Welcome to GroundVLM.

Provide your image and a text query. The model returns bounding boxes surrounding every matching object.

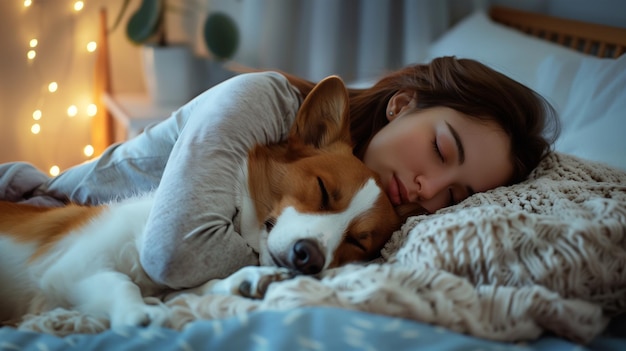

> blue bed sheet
[1,307,623,351]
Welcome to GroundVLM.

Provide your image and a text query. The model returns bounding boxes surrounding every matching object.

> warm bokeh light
[86,41,97,53]
[49,165,60,176]
[24,1,94,173]
[73,1,84,12]
[67,105,78,117]
[83,144,94,157]
[48,82,58,93]
[87,103,97,116]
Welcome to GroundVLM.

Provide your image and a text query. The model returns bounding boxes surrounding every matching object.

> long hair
[283,56,560,184]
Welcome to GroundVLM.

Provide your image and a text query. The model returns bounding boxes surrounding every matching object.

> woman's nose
[414,174,447,201]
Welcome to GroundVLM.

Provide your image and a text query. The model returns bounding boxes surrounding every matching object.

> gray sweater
[36,72,303,288]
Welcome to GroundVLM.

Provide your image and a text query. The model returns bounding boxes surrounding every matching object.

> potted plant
[111,0,239,105]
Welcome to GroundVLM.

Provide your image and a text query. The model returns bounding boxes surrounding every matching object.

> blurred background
[1,0,624,175]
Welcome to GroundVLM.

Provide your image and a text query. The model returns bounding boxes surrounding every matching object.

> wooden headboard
[489,5,626,58]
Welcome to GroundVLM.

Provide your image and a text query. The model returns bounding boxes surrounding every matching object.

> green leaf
[126,0,165,44]
[203,12,239,60]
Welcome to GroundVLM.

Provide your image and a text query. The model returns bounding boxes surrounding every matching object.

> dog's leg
[68,271,169,329]
[167,266,295,300]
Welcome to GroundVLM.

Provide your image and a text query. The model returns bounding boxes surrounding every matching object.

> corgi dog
[0,75,424,330]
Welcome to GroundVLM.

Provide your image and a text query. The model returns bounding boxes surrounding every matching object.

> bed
[3,5,626,351]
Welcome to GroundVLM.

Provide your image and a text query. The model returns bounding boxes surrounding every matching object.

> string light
[86,41,97,52]
[83,145,94,157]
[48,82,58,93]
[49,165,60,176]
[87,103,97,117]
[73,1,85,12]
[23,0,100,172]
[67,105,78,117]
[28,39,38,60]
[31,123,41,134]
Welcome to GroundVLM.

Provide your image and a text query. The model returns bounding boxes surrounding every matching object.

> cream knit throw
[18,152,626,343]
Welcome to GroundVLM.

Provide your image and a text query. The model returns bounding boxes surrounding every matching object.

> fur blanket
[17,152,626,343]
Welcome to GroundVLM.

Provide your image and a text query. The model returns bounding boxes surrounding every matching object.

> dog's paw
[212,266,295,299]
[110,304,169,330]
[237,267,295,299]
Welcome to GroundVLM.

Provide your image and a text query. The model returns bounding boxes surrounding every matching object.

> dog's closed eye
[264,217,276,232]
[317,176,329,210]
[345,232,369,252]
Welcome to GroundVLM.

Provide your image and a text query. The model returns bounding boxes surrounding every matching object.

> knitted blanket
[18,152,626,343]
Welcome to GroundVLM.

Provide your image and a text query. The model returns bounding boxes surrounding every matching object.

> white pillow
[537,54,626,171]
[426,11,587,88]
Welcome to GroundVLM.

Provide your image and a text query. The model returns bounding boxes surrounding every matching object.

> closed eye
[317,176,329,210]
[432,138,444,162]
[264,217,276,232]
[345,235,366,252]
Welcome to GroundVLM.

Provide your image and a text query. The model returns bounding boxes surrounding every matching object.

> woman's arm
[36,72,302,289]
[141,72,302,288]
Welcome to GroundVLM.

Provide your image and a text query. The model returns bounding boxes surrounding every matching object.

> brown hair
[284,56,560,185]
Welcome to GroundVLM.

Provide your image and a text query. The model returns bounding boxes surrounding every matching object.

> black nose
[290,239,325,275]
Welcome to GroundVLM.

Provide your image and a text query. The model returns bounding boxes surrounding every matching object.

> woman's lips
[388,174,401,206]
[395,175,409,204]
[389,173,409,206]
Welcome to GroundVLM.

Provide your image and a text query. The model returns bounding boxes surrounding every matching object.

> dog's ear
[289,75,351,149]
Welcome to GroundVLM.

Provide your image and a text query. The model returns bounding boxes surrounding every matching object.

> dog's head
[250,75,425,275]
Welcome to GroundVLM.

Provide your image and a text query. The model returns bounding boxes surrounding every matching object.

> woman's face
[363,92,513,213]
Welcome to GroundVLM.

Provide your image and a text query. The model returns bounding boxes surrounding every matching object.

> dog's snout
[290,239,325,275]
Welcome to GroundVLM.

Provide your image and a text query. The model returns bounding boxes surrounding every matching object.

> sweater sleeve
[140,72,302,288]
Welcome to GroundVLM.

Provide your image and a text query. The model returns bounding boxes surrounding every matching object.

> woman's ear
[387,90,416,121]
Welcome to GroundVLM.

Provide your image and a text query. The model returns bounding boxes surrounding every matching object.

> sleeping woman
[0,56,559,289]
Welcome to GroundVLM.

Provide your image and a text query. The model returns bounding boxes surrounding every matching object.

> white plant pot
[141,44,201,106]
